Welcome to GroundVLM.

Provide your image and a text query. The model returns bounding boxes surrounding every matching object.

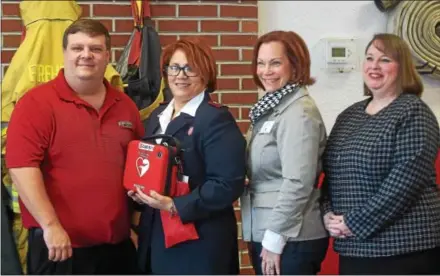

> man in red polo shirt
[5,19,143,274]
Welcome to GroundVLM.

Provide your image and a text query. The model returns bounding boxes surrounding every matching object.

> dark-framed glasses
[165,64,199,77]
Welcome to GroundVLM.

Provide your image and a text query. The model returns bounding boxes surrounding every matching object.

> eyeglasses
[164,65,199,77]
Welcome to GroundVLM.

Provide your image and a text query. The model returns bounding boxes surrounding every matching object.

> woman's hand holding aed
[128,187,174,213]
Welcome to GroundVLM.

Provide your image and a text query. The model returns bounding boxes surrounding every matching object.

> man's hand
[261,247,281,275]
[43,223,72,262]
[9,168,72,261]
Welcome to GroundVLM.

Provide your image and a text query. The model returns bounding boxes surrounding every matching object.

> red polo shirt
[5,70,144,247]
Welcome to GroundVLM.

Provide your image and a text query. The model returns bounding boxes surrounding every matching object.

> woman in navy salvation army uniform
[128,37,246,274]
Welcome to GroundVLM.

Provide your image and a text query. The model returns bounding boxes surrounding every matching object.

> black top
[322,93,440,257]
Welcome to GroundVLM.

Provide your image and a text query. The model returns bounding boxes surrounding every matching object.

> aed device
[123,135,181,196]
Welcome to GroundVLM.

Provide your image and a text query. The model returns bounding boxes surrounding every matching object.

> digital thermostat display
[324,37,357,71]
[332,47,346,58]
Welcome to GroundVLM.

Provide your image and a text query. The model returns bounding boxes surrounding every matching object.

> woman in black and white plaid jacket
[321,33,440,274]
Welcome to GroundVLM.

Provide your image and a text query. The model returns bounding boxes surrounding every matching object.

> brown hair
[363,33,423,97]
[251,30,315,90]
[161,37,217,92]
[63,19,111,50]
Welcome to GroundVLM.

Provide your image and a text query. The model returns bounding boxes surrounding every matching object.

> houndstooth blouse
[321,93,440,257]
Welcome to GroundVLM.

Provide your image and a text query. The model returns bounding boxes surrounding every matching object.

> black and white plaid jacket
[321,93,440,257]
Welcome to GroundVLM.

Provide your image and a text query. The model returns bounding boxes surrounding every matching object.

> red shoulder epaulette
[208,101,223,108]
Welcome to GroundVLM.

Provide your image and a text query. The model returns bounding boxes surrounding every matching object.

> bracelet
[169,201,177,217]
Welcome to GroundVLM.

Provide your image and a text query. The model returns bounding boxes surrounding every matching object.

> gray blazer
[241,87,328,242]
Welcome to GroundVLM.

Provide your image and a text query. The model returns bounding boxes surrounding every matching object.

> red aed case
[123,135,180,196]
[124,134,200,248]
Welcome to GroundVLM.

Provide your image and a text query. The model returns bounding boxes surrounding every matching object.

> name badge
[259,121,274,134]
[118,121,133,129]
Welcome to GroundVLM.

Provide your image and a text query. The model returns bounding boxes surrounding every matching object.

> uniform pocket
[250,191,278,239]
[251,206,273,239]
[251,191,278,208]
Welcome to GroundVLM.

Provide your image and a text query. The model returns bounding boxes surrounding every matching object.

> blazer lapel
[274,87,308,115]
[144,104,167,136]
[246,87,307,147]
[145,111,162,136]
[166,91,210,136]
[149,118,160,136]
[165,113,194,136]
[161,91,209,136]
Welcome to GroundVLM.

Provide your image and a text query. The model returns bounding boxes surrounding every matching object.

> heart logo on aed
[136,157,150,177]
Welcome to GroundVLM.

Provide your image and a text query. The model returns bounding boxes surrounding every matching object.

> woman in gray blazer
[240,30,329,275]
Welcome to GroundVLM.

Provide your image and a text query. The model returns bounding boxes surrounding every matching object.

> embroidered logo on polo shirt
[118,121,133,129]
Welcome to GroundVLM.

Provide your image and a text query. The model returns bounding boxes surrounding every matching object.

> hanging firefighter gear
[1,182,23,275]
[116,0,168,121]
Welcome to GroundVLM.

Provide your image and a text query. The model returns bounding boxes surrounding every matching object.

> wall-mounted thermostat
[324,37,358,72]
[328,46,348,63]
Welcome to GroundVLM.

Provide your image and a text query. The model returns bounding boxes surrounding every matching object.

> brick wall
[1,0,257,273]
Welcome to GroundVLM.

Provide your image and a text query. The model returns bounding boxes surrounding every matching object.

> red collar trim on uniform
[53,69,121,105]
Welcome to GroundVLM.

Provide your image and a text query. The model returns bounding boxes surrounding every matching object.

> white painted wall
[258,1,440,132]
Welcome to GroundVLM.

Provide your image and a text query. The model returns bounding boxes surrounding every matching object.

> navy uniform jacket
[137,92,246,274]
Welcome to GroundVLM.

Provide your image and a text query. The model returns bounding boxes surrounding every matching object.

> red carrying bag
[160,175,199,248]
[123,134,199,248]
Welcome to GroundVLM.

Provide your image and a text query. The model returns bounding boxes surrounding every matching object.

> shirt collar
[158,91,205,132]
[179,91,205,117]
[53,69,121,105]
[161,91,205,118]
[159,100,175,132]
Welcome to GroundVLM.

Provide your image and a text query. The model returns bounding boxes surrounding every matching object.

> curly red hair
[161,37,217,92]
